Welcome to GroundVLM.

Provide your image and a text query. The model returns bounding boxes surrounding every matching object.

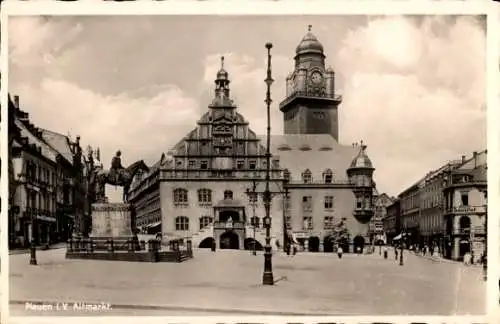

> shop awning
[36,215,57,222]
[144,221,161,229]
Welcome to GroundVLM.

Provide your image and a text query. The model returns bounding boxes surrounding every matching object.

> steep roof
[259,134,360,182]
[15,119,59,163]
[40,129,74,165]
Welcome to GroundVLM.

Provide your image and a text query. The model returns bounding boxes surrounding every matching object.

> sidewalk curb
[9,245,66,255]
[10,299,333,316]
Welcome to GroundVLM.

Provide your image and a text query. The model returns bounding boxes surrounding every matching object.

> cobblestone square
[10,248,485,316]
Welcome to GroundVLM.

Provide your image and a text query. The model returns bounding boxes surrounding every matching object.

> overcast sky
[8,15,486,197]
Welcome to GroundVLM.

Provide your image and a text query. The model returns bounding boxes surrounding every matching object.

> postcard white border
[1,1,498,324]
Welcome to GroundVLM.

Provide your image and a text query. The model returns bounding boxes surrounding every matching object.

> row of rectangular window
[173,189,336,211]
[183,160,259,170]
[171,215,340,232]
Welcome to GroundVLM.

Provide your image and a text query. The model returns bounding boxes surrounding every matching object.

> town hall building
[127,27,377,253]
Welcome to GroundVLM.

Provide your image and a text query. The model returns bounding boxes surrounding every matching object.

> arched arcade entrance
[199,237,214,249]
[244,238,263,251]
[220,231,239,250]
[353,236,365,254]
[309,236,320,252]
[323,236,334,253]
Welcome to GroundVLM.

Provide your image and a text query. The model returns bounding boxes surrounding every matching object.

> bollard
[107,240,114,253]
[29,240,37,265]
[127,239,134,253]
[384,250,388,259]
[68,238,74,252]
[76,237,82,252]
[211,240,216,252]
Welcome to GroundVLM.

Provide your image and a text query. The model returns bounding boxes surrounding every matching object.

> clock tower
[279,25,342,141]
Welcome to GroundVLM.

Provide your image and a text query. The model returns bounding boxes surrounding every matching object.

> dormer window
[323,169,333,183]
[302,169,312,183]
[224,190,233,200]
[283,169,291,182]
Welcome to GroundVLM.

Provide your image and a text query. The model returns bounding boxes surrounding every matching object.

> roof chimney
[461,155,466,163]
[13,95,19,108]
[473,151,478,168]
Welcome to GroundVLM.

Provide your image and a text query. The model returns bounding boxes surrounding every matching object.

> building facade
[395,151,486,261]
[384,198,400,245]
[369,193,393,245]
[128,27,377,253]
[442,151,487,262]
[8,94,90,248]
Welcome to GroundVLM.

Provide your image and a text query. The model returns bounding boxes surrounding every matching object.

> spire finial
[308,24,312,32]
[221,56,224,69]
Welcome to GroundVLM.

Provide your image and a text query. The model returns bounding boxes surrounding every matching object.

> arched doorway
[339,237,350,253]
[309,236,320,252]
[323,236,334,252]
[458,216,471,259]
[244,238,263,251]
[353,236,365,254]
[219,210,240,222]
[220,231,239,249]
[199,237,214,249]
[459,239,471,258]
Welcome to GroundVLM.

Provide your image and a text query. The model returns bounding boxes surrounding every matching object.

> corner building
[128,28,376,252]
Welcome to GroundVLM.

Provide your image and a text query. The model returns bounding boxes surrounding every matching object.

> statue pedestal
[90,202,136,250]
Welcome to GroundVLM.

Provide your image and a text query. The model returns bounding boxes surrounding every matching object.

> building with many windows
[384,198,401,245]
[395,150,486,261]
[442,150,487,262]
[128,27,377,253]
[369,193,393,245]
[8,94,90,248]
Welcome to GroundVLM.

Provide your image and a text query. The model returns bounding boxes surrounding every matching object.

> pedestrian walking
[337,246,343,259]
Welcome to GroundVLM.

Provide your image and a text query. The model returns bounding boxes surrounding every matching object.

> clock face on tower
[310,71,323,85]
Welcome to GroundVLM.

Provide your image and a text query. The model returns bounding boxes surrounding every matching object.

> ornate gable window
[198,189,212,204]
[302,169,312,183]
[224,190,233,200]
[175,216,189,231]
[199,216,213,230]
[323,169,333,183]
[173,188,188,205]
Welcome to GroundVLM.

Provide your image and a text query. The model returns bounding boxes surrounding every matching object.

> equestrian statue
[91,150,149,203]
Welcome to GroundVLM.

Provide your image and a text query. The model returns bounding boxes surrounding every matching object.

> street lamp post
[262,42,274,286]
[245,180,258,256]
[29,209,37,265]
[399,231,404,266]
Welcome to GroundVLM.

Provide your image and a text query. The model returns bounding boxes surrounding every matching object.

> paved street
[9,248,485,316]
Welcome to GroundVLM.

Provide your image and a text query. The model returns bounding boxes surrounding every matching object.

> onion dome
[216,56,229,80]
[296,25,324,55]
[349,141,374,169]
